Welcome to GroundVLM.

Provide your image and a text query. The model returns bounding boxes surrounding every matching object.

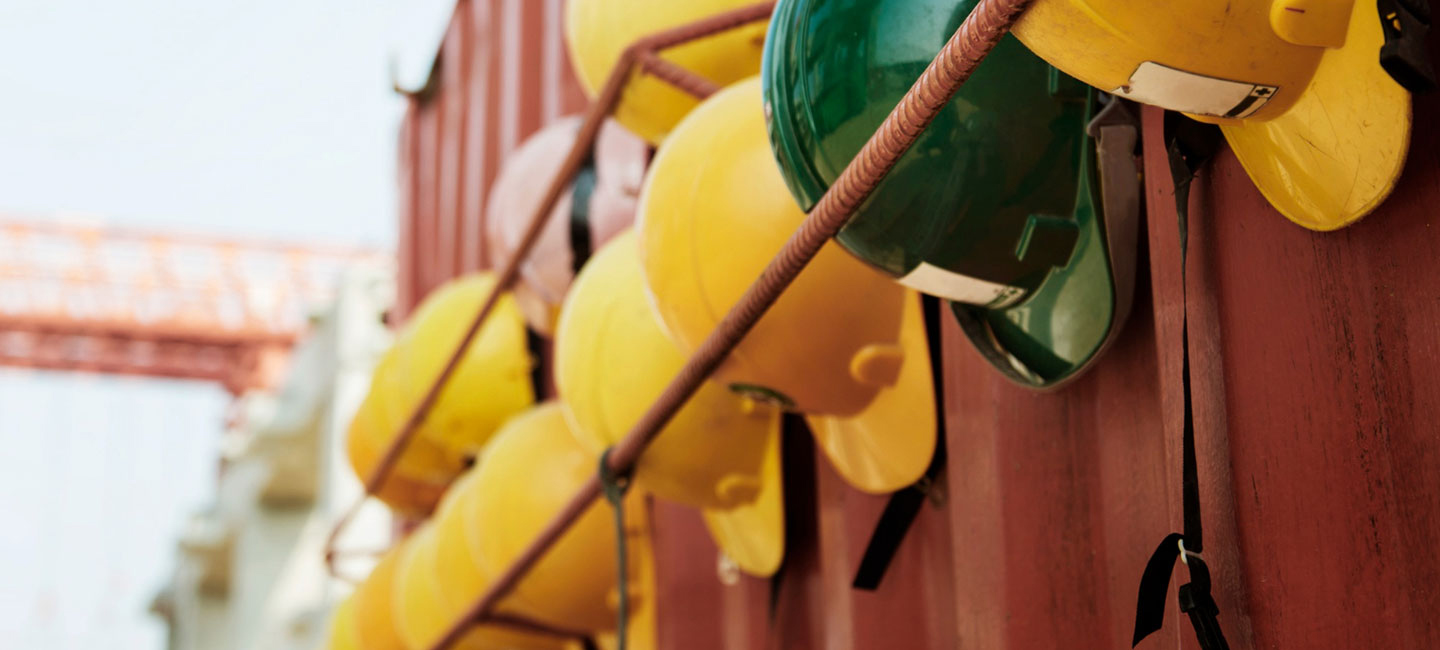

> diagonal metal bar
[429,0,1035,648]
[323,1,778,582]
[637,51,722,99]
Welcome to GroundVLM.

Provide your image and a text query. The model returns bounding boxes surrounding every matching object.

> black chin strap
[851,295,948,591]
[524,326,548,399]
[1131,115,1229,650]
[520,161,599,403]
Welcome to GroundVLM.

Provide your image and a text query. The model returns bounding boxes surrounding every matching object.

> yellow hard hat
[344,381,449,517]
[428,471,489,621]
[564,0,768,144]
[554,229,785,577]
[429,471,574,650]
[393,525,451,650]
[638,76,936,494]
[1218,0,1412,230]
[393,522,566,650]
[352,542,408,650]
[464,403,651,639]
[325,595,361,650]
[485,118,646,335]
[388,272,536,469]
[1012,0,1411,229]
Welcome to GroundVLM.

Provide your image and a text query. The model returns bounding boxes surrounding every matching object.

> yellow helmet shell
[698,429,785,577]
[325,595,361,650]
[392,522,562,650]
[554,230,785,576]
[556,229,777,510]
[464,403,635,633]
[428,471,489,618]
[1013,0,1348,123]
[352,543,408,650]
[640,76,905,418]
[433,473,570,650]
[638,77,937,493]
[1218,0,1411,230]
[1013,0,1411,229]
[390,273,536,469]
[393,525,452,650]
[564,0,767,144]
[344,387,448,517]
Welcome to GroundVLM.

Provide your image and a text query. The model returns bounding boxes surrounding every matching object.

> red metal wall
[396,0,587,319]
[397,5,1440,647]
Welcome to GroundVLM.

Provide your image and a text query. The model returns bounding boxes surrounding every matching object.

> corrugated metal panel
[395,0,586,319]
[1149,96,1440,647]
[395,7,1440,648]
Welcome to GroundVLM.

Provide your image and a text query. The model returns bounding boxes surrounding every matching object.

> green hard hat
[761,0,1141,388]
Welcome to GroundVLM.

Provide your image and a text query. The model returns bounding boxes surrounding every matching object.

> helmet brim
[326,596,360,650]
[804,291,937,494]
[1221,0,1412,231]
[701,422,785,577]
[951,98,1142,390]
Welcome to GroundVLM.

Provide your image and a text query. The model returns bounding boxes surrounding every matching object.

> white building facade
[152,264,397,650]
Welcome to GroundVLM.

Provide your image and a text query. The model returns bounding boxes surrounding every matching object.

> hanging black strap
[524,326,548,399]
[1131,114,1229,650]
[1168,117,1208,559]
[519,161,598,402]
[1378,0,1437,92]
[598,448,633,650]
[569,163,599,274]
[851,295,948,591]
[768,412,815,623]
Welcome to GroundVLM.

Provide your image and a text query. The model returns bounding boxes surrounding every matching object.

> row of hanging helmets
[327,0,1426,647]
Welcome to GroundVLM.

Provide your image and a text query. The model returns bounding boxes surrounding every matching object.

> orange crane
[0,216,385,394]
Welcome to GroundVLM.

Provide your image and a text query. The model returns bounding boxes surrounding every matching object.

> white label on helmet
[898,262,1025,308]
[1111,62,1277,119]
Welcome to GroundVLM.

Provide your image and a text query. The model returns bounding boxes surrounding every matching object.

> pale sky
[0,0,411,245]
[0,370,226,650]
[0,1,440,647]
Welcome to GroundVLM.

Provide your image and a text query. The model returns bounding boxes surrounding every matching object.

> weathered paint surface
[398,5,1440,647]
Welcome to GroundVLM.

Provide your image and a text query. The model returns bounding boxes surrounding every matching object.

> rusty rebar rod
[322,492,372,583]
[485,614,597,641]
[630,2,775,52]
[321,18,631,580]
[322,1,777,583]
[638,51,722,99]
[428,0,1033,648]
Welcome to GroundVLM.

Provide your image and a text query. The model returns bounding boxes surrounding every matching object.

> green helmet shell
[761,0,1140,388]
